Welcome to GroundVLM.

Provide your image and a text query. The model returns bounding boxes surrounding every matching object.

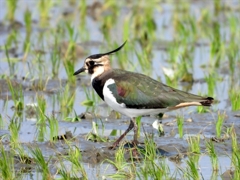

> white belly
[102,79,168,118]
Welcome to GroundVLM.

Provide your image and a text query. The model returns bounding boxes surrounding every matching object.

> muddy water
[0,0,240,179]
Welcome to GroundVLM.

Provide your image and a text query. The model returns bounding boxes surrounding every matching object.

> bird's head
[73,41,127,79]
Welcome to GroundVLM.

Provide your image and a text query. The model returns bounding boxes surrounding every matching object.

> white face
[84,55,111,81]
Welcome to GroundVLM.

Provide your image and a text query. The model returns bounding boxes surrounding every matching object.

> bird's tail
[200,97,214,106]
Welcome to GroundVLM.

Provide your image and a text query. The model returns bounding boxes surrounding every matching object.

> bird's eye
[87,60,95,66]
[89,61,95,66]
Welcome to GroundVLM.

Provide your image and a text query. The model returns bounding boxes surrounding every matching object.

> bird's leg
[132,117,139,146]
[109,120,134,149]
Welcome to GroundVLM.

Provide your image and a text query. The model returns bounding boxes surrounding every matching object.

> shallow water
[0,0,240,179]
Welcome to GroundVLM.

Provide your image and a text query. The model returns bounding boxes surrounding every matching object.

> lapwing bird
[73,41,214,149]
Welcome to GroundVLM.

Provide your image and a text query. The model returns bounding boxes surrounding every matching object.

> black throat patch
[92,70,113,101]
[92,76,105,100]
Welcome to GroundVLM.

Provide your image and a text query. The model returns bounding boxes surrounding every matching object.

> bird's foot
[108,140,120,150]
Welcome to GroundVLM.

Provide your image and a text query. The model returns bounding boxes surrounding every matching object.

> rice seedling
[23,8,32,52]
[176,115,184,138]
[105,144,136,179]
[6,0,17,22]
[187,135,200,154]
[5,45,16,76]
[230,126,239,177]
[24,8,32,35]
[229,86,240,111]
[81,87,96,107]
[210,21,224,68]
[46,115,59,142]
[36,94,46,123]
[8,117,21,148]
[180,156,200,180]
[197,105,208,114]
[7,78,24,113]
[78,0,89,41]
[226,40,238,76]
[65,145,87,179]
[14,146,33,165]
[79,0,87,20]
[38,0,52,26]
[141,133,157,161]
[0,145,14,179]
[58,163,80,180]
[50,36,61,77]
[187,135,201,172]
[5,24,20,49]
[135,48,152,76]
[29,146,52,179]
[215,111,225,138]
[100,1,119,41]
[62,23,79,84]
[105,145,127,171]
[0,115,4,129]
[86,121,108,142]
[232,151,240,179]
[205,72,217,97]
[57,84,75,118]
[131,1,156,52]
[231,126,238,151]
[138,157,170,179]
[206,140,218,171]
[136,116,141,140]
[114,42,131,70]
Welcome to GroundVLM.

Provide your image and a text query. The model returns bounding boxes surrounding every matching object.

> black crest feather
[87,41,127,59]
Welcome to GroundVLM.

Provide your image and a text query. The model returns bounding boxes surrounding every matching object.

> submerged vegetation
[0,0,240,179]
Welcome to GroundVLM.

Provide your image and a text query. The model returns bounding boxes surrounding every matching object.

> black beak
[73,67,86,75]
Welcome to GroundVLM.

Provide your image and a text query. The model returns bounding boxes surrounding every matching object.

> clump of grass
[100,1,119,41]
[210,21,224,68]
[7,78,24,113]
[105,145,127,171]
[50,35,61,77]
[181,156,200,180]
[131,1,156,53]
[64,146,87,179]
[46,115,59,142]
[138,156,170,179]
[36,94,46,123]
[8,117,21,148]
[206,140,218,171]
[215,111,225,138]
[6,0,17,22]
[187,135,200,154]
[5,45,17,76]
[105,143,136,179]
[187,135,201,171]
[57,84,75,118]
[136,116,141,140]
[81,87,96,107]
[229,86,240,111]
[36,95,47,142]
[86,121,108,142]
[226,40,238,76]
[205,72,217,97]
[230,126,240,178]
[135,48,152,76]
[23,9,32,52]
[230,126,238,153]
[0,145,14,179]
[38,0,52,26]
[137,134,171,179]
[29,146,52,179]
[176,115,184,138]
